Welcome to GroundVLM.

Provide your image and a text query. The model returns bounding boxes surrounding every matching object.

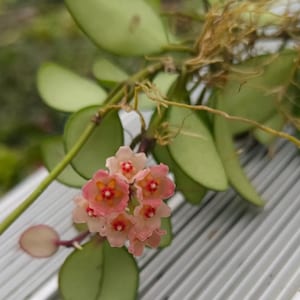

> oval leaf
[214,95,264,206]
[59,241,138,300]
[37,62,107,112]
[64,106,124,179]
[167,107,228,191]
[65,0,168,56]
[41,136,86,187]
[98,242,139,300]
[222,51,297,134]
[59,241,104,300]
[152,144,206,205]
[92,58,128,88]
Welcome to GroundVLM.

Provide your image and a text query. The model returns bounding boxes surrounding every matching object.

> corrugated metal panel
[1,118,300,299]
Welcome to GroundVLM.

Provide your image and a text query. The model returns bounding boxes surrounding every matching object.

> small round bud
[19,225,59,258]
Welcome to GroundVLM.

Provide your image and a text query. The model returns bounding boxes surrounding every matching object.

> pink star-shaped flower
[131,202,171,241]
[72,195,105,233]
[82,170,129,216]
[102,212,134,247]
[106,146,147,183]
[134,164,175,205]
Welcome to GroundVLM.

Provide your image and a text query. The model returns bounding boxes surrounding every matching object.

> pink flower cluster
[73,146,175,256]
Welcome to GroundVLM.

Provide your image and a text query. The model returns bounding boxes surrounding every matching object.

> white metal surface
[0,114,300,299]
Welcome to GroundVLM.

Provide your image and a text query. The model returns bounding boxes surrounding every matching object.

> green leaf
[214,95,264,206]
[41,136,86,188]
[167,107,228,191]
[59,241,104,300]
[92,58,128,88]
[152,144,206,205]
[37,62,107,112]
[253,113,285,145]
[99,242,139,300]
[222,51,297,134]
[160,217,172,248]
[65,0,168,56]
[138,72,178,110]
[145,0,161,13]
[59,241,139,300]
[64,107,123,179]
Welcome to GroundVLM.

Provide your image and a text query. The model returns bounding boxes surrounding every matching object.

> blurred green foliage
[0,0,99,194]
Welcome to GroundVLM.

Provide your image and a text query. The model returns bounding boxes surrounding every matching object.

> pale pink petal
[72,205,89,223]
[104,212,134,247]
[106,146,147,183]
[19,225,59,258]
[87,217,105,233]
[128,228,166,256]
[72,196,89,223]
[151,163,169,177]
[106,232,127,247]
[157,202,171,218]
[82,179,98,201]
[146,229,166,248]
[128,237,145,256]
[72,195,105,233]
[93,169,110,182]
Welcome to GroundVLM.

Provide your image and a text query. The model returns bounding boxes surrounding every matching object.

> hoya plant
[1,0,300,299]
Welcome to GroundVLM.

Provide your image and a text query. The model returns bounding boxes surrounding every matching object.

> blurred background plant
[0,0,100,193]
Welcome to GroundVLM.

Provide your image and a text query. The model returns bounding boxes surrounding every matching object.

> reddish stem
[56,230,90,248]
[138,136,156,154]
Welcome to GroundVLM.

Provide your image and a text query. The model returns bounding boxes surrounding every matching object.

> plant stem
[56,230,90,248]
[0,62,163,235]
[162,44,195,54]
[0,123,96,234]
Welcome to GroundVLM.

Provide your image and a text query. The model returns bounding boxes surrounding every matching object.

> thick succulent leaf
[160,217,172,248]
[167,107,228,191]
[59,241,104,300]
[214,95,264,206]
[64,106,123,179]
[253,113,285,145]
[152,144,206,204]
[98,242,139,300]
[222,51,297,134]
[92,58,128,88]
[138,72,178,110]
[65,0,168,56]
[41,136,86,187]
[59,241,138,300]
[145,0,161,12]
[37,62,107,112]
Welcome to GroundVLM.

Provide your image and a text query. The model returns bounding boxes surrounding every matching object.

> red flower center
[86,207,97,217]
[121,161,134,174]
[112,220,126,232]
[101,187,115,200]
[143,206,156,218]
[95,179,119,206]
[146,179,158,193]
